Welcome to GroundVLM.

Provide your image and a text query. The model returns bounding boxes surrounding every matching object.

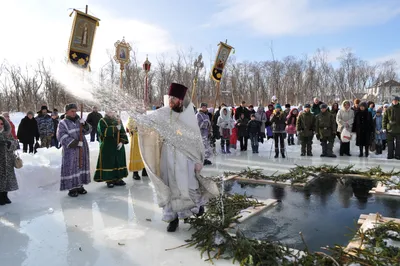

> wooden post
[211,82,221,122]
[79,104,83,168]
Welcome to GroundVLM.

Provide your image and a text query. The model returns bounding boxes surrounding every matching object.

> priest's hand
[116,125,121,130]
[77,141,83,147]
[80,118,86,125]
[117,142,123,150]
[195,163,203,173]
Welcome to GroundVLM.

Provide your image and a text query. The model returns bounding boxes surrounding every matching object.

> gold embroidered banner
[211,42,234,82]
[68,10,100,69]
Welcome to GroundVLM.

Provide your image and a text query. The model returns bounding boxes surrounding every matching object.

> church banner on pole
[68,10,100,69]
[211,41,234,82]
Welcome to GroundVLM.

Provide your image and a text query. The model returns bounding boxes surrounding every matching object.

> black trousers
[273,133,285,150]
[90,130,99,142]
[387,133,400,158]
[23,143,34,153]
[239,136,248,150]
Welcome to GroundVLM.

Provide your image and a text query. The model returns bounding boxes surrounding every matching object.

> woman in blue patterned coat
[57,104,91,197]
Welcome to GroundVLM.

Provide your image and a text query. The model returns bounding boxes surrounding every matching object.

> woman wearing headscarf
[255,105,267,143]
[336,100,354,156]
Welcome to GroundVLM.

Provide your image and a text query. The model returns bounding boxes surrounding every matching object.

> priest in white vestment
[138,83,218,232]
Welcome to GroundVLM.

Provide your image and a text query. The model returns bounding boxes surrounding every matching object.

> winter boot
[344,142,351,156]
[142,168,148,177]
[281,149,286,159]
[339,143,344,156]
[167,218,179,232]
[382,140,387,150]
[77,187,87,195]
[376,144,382,155]
[0,192,6,206]
[320,142,327,157]
[291,139,295,145]
[4,192,11,204]
[327,142,337,158]
[359,146,364,157]
[114,179,126,186]
[288,140,291,146]
[365,146,369,157]
[274,149,279,158]
[221,143,226,154]
[68,189,79,197]
[133,171,141,180]
[307,143,313,156]
[300,144,306,156]
[226,141,231,154]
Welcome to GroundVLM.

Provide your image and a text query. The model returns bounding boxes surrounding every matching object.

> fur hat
[27,111,34,116]
[304,104,311,108]
[321,104,328,109]
[392,95,400,101]
[201,102,208,108]
[65,103,78,112]
[168,83,188,101]
[285,104,291,108]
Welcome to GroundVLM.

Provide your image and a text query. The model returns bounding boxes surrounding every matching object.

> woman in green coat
[94,111,129,188]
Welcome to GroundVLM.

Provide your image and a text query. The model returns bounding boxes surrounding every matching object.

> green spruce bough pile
[226,164,400,189]
[182,195,400,265]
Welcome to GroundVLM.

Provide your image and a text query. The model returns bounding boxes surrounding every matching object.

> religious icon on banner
[68,10,100,69]
[211,42,234,82]
[114,38,132,66]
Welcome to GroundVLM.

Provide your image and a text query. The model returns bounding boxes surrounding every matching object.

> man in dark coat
[296,104,315,156]
[236,113,249,151]
[352,102,374,157]
[17,111,39,153]
[235,101,250,120]
[311,97,324,116]
[86,106,103,142]
[51,111,60,148]
[383,96,400,159]
[315,104,337,157]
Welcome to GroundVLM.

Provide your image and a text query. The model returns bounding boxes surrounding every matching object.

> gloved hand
[80,118,85,124]
[117,142,123,150]
[382,129,387,133]
[195,163,203,173]
[116,124,121,130]
[316,134,320,140]
[78,141,83,147]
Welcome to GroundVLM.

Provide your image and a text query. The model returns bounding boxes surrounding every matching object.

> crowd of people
[1,87,400,233]
[195,96,400,162]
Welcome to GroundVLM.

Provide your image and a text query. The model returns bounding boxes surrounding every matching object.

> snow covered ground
[1,112,400,266]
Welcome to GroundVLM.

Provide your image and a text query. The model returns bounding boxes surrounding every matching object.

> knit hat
[376,108,382,114]
[27,111,34,116]
[392,95,400,101]
[383,104,389,108]
[321,104,328,109]
[360,102,368,108]
[38,105,49,113]
[168,83,188,101]
[65,103,78,112]
[304,104,311,108]
[201,102,208,107]
[354,98,361,105]
[275,103,282,109]
[285,104,291,108]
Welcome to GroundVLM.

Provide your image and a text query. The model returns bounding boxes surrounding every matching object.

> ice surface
[2,113,400,266]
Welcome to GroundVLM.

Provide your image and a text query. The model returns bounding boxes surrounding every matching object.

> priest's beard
[171,102,183,113]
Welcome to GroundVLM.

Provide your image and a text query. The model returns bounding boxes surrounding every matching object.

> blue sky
[1,0,400,69]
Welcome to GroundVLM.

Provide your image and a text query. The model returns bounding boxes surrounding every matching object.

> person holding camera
[270,104,287,158]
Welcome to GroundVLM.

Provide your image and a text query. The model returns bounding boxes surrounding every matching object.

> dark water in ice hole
[227,177,400,252]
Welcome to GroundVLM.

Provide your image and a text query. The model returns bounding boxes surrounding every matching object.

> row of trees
[1,48,398,112]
